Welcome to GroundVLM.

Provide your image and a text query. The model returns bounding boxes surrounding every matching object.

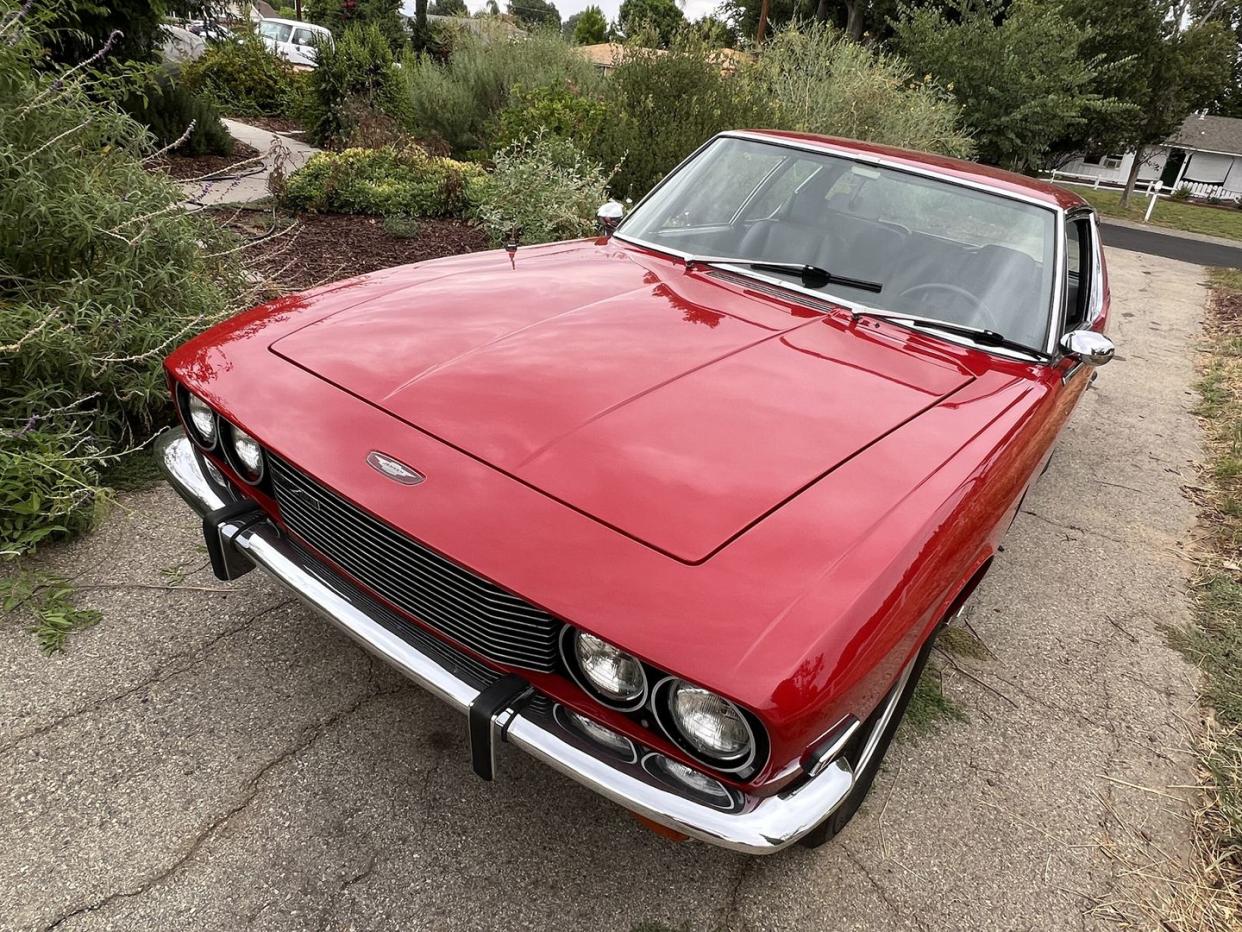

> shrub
[1172,185,1192,201]
[183,32,304,118]
[589,34,759,200]
[493,83,611,154]
[123,68,234,156]
[0,20,247,558]
[303,22,411,147]
[743,23,974,160]
[469,132,610,245]
[382,215,421,238]
[284,144,484,217]
[399,26,603,156]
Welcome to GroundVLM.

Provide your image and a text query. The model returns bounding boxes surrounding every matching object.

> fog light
[187,393,217,447]
[668,682,752,761]
[644,753,734,808]
[230,426,264,482]
[556,706,636,760]
[574,631,646,705]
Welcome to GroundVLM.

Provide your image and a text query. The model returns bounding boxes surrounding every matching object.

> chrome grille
[269,456,560,672]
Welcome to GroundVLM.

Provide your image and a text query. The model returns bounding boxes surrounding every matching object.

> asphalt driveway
[0,249,1211,931]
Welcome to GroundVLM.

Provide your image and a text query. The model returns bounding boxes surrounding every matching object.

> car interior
[624,146,1059,352]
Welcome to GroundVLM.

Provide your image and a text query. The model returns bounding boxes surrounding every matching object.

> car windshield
[258,21,292,42]
[616,136,1058,352]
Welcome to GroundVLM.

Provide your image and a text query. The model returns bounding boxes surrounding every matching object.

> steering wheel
[896,282,1003,333]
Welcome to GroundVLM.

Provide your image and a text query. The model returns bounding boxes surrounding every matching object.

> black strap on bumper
[468,674,532,781]
[203,499,265,581]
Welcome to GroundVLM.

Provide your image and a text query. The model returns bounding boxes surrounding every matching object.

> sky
[401,0,723,28]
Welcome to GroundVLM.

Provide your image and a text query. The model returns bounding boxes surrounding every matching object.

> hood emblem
[366,451,425,486]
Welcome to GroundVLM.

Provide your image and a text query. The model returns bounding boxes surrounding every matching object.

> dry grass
[1139,268,1242,931]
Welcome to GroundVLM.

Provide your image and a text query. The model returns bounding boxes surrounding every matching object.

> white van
[257,18,332,68]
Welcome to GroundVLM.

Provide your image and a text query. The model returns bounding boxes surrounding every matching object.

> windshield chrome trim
[613,131,1069,361]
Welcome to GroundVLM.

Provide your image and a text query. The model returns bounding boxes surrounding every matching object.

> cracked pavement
[0,249,1211,931]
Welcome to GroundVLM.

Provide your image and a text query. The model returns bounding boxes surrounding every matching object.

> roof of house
[1168,114,1242,156]
[574,43,752,74]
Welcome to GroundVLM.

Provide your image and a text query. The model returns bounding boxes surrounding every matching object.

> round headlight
[668,682,752,761]
[230,426,264,481]
[186,393,217,446]
[574,631,647,704]
[643,753,735,809]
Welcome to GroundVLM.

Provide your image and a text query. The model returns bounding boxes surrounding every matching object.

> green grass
[1056,183,1242,242]
[899,659,968,740]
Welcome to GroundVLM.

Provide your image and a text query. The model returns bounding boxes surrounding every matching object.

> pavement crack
[713,858,754,932]
[39,681,402,932]
[1017,508,1129,545]
[0,599,294,756]
[842,845,928,931]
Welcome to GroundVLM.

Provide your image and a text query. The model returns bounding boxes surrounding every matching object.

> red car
[158,131,1114,853]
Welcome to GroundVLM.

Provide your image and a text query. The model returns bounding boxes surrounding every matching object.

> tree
[572,5,609,43]
[508,0,562,29]
[306,0,408,50]
[45,0,170,64]
[693,14,737,46]
[1193,0,1242,117]
[617,0,686,45]
[431,0,468,13]
[893,0,1122,172]
[814,0,903,41]
[1058,1,1233,205]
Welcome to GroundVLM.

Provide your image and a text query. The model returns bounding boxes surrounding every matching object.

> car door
[290,26,318,65]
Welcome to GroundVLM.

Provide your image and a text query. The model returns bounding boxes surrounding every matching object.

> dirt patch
[209,209,491,294]
[228,114,306,137]
[154,141,261,181]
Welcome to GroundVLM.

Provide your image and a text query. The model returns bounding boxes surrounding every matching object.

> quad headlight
[226,424,265,484]
[666,681,754,763]
[184,391,217,448]
[566,630,648,708]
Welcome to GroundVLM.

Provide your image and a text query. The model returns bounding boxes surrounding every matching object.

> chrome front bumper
[155,428,857,854]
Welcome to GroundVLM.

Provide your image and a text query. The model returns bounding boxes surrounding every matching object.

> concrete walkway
[0,249,1211,931]
[181,119,320,207]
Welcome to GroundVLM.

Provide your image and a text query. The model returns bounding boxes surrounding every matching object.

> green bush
[399,26,602,156]
[493,83,611,154]
[303,22,411,147]
[742,23,974,160]
[1,20,247,559]
[1172,185,1192,201]
[469,132,610,246]
[284,144,484,217]
[589,35,759,201]
[123,68,234,156]
[183,32,304,118]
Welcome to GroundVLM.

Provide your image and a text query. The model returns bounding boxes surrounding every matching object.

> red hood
[271,244,975,562]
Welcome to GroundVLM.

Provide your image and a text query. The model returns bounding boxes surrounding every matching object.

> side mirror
[596,200,624,237]
[1060,329,1114,367]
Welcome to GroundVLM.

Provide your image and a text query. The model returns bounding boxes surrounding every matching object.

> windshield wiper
[682,256,883,294]
[850,307,1050,360]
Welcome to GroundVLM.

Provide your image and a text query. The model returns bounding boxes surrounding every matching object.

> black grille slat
[270,456,559,672]
[275,495,557,645]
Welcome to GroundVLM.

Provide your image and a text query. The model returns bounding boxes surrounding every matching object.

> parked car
[157,131,1114,854]
[256,17,330,68]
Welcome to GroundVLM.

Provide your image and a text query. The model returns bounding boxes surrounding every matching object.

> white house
[1057,113,1242,199]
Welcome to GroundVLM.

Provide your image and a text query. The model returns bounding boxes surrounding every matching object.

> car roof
[261,18,330,30]
[734,130,1086,212]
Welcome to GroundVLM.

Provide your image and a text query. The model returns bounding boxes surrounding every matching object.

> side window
[1063,218,1092,331]
[292,27,314,45]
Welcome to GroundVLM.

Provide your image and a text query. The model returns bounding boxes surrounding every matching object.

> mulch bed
[208,209,491,294]
[228,114,306,136]
[155,141,262,181]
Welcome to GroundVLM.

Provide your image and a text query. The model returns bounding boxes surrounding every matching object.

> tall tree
[617,0,687,45]
[430,0,468,14]
[1194,0,1242,117]
[693,14,738,46]
[571,5,610,43]
[508,0,562,28]
[894,0,1123,172]
[306,0,407,50]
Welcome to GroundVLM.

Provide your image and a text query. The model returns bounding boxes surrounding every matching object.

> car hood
[271,244,975,562]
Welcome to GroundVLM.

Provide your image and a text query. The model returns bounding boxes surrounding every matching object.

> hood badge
[366,451,425,486]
